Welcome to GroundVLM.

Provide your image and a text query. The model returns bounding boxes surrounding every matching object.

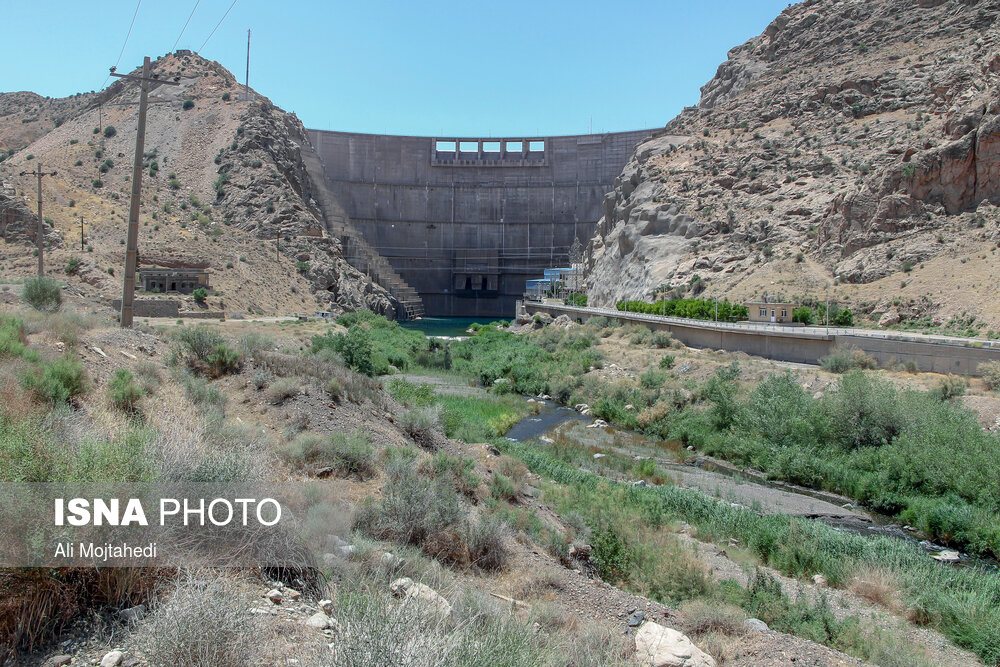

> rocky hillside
[0,52,396,318]
[587,0,1000,331]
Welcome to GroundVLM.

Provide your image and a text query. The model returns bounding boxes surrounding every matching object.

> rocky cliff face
[0,52,396,317]
[587,0,1000,329]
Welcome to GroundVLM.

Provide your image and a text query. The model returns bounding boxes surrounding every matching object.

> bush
[64,257,81,275]
[182,99,195,110]
[22,356,87,404]
[792,306,814,325]
[108,368,145,413]
[652,331,674,348]
[175,326,224,362]
[933,375,966,401]
[626,326,652,346]
[132,572,263,667]
[465,515,511,571]
[206,343,243,377]
[221,92,231,101]
[489,473,517,501]
[282,431,376,479]
[21,277,61,312]
[825,371,901,449]
[980,361,1000,391]
[400,405,441,446]
[659,355,676,370]
[192,287,208,304]
[820,346,877,373]
[266,377,300,404]
[103,125,116,138]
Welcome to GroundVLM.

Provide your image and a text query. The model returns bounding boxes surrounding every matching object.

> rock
[574,403,590,412]
[634,480,647,486]
[932,550,961,562]
[624,403,635,410]
[745,618,770,633]
[306,612,337,629]
[284,587,301,601]
[101,650,124,667]
[634,621,717,667]
[250,607,277,615]
[812,574,828,586]
[593,453,606,459]
[878,308,901,327]
[586,419,609,429]
[265,588,283,604]
[380,551,406,571]
[812,391,824,400]
[389,577,452,617]
[43,656,72,667]
[539,436,554,444]
[319,599,335,614]
[118,604,146,622]
[627,610,645,627]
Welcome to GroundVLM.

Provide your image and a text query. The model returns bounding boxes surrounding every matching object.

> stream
[504,399,998,571]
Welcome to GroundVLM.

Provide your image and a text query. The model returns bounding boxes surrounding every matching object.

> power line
[198,0,239,53]
[99,0,143,90]
[173,0,201,51]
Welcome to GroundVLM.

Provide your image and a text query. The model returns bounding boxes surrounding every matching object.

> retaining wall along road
[523,303,1000,376]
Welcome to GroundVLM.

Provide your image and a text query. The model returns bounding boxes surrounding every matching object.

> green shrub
[176,326,224,362]
[21,276,62,311]
[652,331,674,348]
[64,257,81,275]
[659,355,676,370]
[979,361,1000,391]
[282,431,376,479]
[792,306,814,325]
[489,473,517,501]
[221,92,231,101]
[182,99,194,110]
[933,375,966,401]
[103,125,116,138]
[108,368,145,413]
[640,369,667,389]
[825,371,901,449]
[207,343,243,376]
[192,287,208,304]
[820,346,877,373]
[400,405,441,445]
[266,377,300,404]
[465,515,511,571]
[22,355,87,404]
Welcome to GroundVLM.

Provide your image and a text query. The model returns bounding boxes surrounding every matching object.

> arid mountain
[586,0,1000,331]
[0,52,396,318]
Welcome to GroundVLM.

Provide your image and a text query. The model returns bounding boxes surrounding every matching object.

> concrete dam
[304,128,661,317]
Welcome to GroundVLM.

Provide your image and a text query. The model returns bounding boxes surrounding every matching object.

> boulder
[42,656,72,667]
[265,588,283,604]
[389,577,452,617]
[635,622,717,667]
[318,599,335,615]
[101,651,124,667]
[878,308,901,327]
[305,611,338,630]
[380,551,406,572]
[932,550,960,562]
[744,618,770,633]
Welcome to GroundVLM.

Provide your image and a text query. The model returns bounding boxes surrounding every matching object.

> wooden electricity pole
[109,56,179,327]
[19,163,57,276]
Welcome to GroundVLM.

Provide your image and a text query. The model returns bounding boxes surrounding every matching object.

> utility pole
[826,283,830,334]
[80,216,85,251]
[19,163,57,276]
[245,29,251,102]
[110,56,179,328]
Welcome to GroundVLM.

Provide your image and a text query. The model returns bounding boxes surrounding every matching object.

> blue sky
[1,0,791,136]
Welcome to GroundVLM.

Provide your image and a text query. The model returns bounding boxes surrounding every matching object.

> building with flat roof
[746,299,796,324]
[139,268,210,295]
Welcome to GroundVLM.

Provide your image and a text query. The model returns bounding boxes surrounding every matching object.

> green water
[399,317,504,338]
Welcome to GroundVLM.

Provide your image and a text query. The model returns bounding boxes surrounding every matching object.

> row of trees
[616,298,749,322]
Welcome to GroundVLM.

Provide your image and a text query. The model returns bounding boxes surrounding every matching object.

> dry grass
[679,599,747,636]
[848,565,902,613]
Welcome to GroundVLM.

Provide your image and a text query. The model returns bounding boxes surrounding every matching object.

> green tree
[192,287,208,304]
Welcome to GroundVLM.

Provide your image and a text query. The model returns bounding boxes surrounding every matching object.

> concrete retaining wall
[525,303,1000,376]
[111,299,179,318]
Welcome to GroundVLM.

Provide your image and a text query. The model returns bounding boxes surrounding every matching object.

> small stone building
[746,299,796,324]
[139,268,210,294]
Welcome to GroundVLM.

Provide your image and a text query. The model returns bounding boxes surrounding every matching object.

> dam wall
[305,128,667,317]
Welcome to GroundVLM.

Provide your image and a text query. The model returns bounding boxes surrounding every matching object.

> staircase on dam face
[299,144,425,320]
